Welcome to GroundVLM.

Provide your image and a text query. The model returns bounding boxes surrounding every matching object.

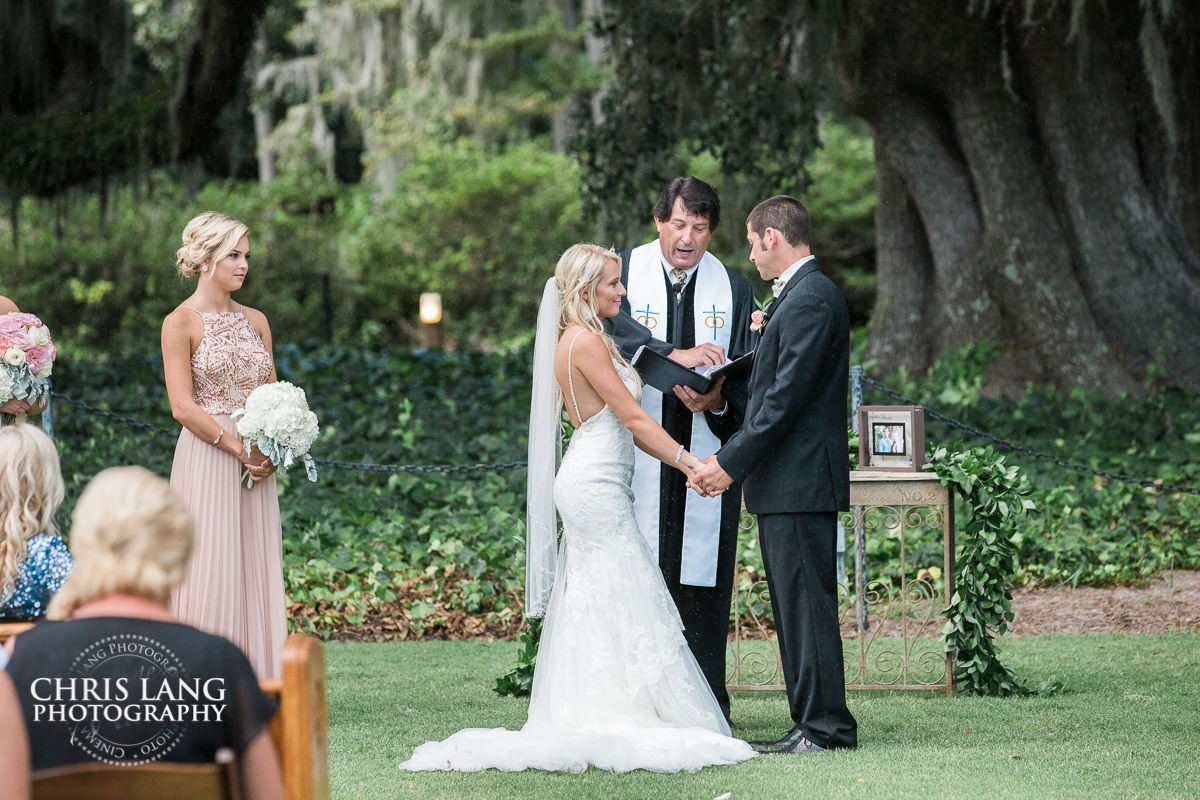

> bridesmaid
[0,294,46,420]
[161,212,286,679]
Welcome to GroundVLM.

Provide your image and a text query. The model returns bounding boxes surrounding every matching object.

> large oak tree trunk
[833,1,1200,393]
[170,0,271,164]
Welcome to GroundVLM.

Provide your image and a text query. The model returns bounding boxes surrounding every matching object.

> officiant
[603,177,756,722]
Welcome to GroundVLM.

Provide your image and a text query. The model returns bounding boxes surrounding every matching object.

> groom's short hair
[747,195,811,247]
[653,177,721,231]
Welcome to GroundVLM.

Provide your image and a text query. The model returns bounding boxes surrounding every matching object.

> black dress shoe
[766,736,826,754]
[752,727,826,754]
[747,727,794,747]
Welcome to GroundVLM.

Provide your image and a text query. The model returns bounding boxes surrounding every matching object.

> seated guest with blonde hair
[0,425,70,620]
[1,466,284,800]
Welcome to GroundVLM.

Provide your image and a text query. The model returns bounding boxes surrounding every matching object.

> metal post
[850,364,863,433]
[850,366,872,629]
[41,384,53,441]
[842,365,864,586]
[836,519,846,584]
[856,507,868,632]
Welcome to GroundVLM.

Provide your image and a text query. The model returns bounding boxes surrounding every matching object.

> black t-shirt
[6,616,276,770]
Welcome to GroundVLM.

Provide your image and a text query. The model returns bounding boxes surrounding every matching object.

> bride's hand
[690,456,732,497]
[677,452,704,479]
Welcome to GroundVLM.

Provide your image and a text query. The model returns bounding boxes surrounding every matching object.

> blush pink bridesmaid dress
[169,307,286,679]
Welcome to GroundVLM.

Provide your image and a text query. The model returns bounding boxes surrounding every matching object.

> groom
[692,195,857,752]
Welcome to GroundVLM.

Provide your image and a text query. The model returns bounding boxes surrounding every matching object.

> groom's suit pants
[758,511,857,749]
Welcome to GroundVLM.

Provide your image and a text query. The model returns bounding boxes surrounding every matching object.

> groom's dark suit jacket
[716,259,849,513]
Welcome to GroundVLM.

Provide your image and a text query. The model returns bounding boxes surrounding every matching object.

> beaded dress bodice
[189,312,273,415]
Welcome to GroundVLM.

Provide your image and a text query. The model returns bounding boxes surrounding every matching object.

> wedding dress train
[399,359,755,773]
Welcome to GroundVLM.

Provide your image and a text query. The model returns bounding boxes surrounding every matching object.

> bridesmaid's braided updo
[176,212,249,278]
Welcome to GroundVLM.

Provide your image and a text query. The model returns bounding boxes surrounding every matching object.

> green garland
[493,617,541,697]
[926,444,1036,695]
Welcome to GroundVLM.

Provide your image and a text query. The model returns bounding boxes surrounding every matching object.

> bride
[399,244,755,773]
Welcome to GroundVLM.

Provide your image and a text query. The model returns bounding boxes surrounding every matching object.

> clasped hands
[687,456,733,498]
[0,398,32,418]
[238,442,277,483]
[670,344,733,497]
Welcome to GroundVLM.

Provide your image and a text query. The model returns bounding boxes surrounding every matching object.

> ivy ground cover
[45,345,1200,644]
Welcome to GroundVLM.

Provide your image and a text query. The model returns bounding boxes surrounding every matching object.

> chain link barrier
[50,378,1200,493]
[48,391,527,475]
[50,391,178,440]
[859,374,1200,496]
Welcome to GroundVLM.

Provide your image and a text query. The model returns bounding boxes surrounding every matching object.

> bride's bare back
[554,325,703,474]
[554,327,615,427]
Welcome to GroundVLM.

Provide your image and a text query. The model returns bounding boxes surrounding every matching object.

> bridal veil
[525,276,561,618]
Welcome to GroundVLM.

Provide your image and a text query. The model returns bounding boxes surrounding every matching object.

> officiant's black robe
[603,249,756,719]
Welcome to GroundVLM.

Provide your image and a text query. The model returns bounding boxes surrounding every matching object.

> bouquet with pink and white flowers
[0,312,56,407]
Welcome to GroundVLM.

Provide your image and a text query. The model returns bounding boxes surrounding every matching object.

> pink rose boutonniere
[750,295,771,334]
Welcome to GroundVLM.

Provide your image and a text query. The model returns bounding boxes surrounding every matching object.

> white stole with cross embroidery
[626,240,733,587]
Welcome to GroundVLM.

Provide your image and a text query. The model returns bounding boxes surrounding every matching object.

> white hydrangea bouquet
[232,381,319,489]
[0,312,56,408]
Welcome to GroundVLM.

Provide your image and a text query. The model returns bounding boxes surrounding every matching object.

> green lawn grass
[325,634,1200,799]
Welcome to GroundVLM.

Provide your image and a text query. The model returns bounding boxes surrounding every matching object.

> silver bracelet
[672,444,684,464]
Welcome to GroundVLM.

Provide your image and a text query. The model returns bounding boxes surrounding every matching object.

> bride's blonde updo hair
[176,211,248,278]
[554,243,634,373]
[47,466,193,619]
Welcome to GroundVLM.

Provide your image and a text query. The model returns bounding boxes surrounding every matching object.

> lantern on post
[419,292,442,325]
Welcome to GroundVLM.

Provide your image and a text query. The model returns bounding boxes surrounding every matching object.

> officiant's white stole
[626,240,732,587]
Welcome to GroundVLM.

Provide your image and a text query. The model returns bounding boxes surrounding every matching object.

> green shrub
[336,137,589,349]
[39,340,1200,649]
[866,342,1200,586]
[46,344,534,638]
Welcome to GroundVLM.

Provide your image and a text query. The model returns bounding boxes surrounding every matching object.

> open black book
[631,346,755,395]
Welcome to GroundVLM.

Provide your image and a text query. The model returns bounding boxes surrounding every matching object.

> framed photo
[858,406,925,472]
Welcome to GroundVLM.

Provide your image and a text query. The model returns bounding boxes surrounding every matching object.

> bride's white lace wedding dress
[399,350,755,773]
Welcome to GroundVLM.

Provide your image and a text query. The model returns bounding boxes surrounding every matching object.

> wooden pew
[0,619,34,644]
[31,752,241,800]
[260,635,331,800]
[4,624,329,800]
